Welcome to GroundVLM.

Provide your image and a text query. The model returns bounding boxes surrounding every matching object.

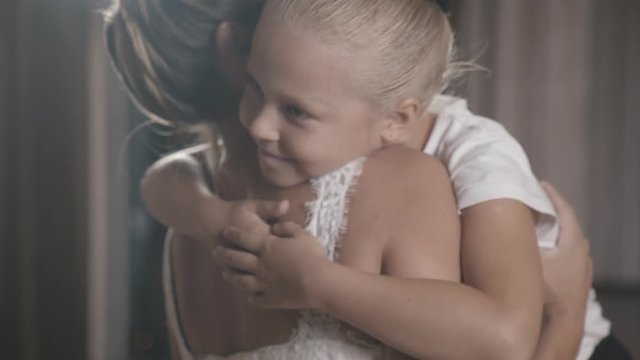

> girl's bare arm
[141,149,286,249]
[141,148,224,240]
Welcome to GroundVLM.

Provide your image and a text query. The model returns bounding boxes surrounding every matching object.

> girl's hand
[197,198,289,250]
[540,181,592,324]
[214,221,330,309]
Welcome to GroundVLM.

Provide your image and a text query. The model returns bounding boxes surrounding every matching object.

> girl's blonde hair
[104,0,264,125]
[267,0,455,112]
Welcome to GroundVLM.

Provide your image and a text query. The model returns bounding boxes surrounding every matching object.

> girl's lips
[257,149,293,164]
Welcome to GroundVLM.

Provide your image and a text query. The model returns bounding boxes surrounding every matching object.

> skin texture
[137,13,589,360]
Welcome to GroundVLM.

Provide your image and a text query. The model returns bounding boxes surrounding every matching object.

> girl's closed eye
[283,104,313,123]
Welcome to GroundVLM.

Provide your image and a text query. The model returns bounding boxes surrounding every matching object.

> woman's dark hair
[104,0,264,125]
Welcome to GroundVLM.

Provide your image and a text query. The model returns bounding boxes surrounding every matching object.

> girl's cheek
[239,89,259,128]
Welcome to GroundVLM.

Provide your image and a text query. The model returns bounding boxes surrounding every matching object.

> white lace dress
[163,158,383,359]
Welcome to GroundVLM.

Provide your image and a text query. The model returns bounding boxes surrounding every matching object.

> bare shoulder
[360,145,451,196]
[351,145,455,221]
[338,145,460,279]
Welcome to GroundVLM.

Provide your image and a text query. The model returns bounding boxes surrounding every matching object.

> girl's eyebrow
[247,66,331,109]
[278,91,332,113]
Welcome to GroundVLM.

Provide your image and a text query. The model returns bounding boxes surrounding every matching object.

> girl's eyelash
[283,105,311,121]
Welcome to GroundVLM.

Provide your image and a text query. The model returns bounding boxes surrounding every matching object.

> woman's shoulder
[341,147,460,279]
[347,145,456,230]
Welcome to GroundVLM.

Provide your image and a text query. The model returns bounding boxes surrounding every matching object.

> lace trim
[304,157,366,261]
[295,157,369,345]
[163,232,197,360]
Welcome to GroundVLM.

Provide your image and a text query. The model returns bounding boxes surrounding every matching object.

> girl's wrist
[196,193,230,240]
[307,261,351,312]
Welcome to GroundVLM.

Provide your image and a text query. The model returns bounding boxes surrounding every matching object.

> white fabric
[163,158,382,360]
[426,95,611,360]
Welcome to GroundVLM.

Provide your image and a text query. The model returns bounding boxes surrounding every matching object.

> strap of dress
[162,230,196,360]
[295,157,368,342]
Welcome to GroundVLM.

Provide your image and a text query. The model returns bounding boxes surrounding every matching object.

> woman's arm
[533,182,592,360]
[218,147,544,360]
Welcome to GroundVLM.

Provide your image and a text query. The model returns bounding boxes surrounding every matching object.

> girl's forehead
[253,29,346,82]
[249,19,375,108]
[253,16,349,69]
[254,14,361,76]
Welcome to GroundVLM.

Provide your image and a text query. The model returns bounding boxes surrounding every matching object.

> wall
[451,0,640,285]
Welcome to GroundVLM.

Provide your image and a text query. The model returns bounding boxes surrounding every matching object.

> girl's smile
[257,147,295,170]
[239,12,388,187]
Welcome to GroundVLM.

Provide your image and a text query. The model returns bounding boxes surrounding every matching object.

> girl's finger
[213,246,259,273]
[223,226,264,253]
[222,269,262,293]
[271,221,303,237]
[541,181,573,217]
[541,181,588,250]
[255,200,290,222]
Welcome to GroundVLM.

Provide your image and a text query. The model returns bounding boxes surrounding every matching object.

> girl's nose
[246,108,280,143]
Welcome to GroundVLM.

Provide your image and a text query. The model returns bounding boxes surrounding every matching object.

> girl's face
[239,15,387,187]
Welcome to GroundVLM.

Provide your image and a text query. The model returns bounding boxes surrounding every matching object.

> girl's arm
[152,150,586,359]
[218,147,544,360]
[141,148,222,240]
[141,149,286,249]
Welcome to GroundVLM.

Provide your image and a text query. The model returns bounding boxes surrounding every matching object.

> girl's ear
[216,21,253,90]
[381,98,421,145]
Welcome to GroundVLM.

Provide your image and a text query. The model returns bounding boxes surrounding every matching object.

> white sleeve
[432,116,558,248]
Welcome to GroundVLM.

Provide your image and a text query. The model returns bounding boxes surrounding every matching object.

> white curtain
[451,0,640,284]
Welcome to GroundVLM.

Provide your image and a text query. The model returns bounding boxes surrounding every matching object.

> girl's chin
[263,174,308,188]
[260,167,309,188]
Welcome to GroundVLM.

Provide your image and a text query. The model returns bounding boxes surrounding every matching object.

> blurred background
[1,0,638,359]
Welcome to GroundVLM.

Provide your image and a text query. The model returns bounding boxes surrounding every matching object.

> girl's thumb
[257,199,289,220]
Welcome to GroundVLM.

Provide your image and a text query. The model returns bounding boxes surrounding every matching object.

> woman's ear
[381,98,421,145]
[216,21,253,90]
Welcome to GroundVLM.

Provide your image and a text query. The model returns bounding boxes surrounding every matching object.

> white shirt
[425,95,611,360]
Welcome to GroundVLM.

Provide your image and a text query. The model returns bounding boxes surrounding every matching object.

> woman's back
[168,231,299,357]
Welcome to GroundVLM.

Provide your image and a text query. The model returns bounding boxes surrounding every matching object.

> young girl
[105,0,628,359]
